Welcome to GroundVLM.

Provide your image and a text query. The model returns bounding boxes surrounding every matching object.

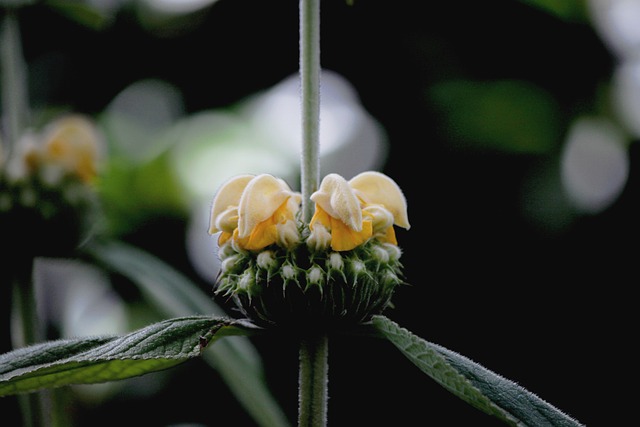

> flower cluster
[209,171,410,330]
[0,114,104,261]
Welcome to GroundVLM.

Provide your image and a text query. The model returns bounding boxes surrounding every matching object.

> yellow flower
[309,171,410,251]
[209,173,302,251]
[40,115,103,183]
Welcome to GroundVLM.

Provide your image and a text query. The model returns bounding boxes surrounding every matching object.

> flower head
[0,114,104,262]
[210,170,410,331]
[4,115,103,184]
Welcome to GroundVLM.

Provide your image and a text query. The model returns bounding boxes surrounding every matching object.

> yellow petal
[349,171,410,229]
[244,199,300,250]
[377,226,397,246]
[309,205,333,230]
[241,215,279,250]
[363,207,397,245]
[218,231,233,246]
[329,216,372,251]
[209,174,255,235]
[311,173,362,231]
[237,174,295,239]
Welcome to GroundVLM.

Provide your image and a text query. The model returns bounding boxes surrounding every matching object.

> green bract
[216,235,405,332]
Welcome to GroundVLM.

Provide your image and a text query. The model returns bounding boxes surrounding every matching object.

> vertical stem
[298,1,327,425]
[4,11,45,423]
[1,8,29,156]
[12,266,50,427]
[298,335,328,427]
[11,272,41,349]
[299,0,321,224]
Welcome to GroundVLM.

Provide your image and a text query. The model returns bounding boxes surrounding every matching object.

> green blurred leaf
[518,0,588,22]
[97,155,189,236]
[372,315,583,427]
[87,240,292,427]
[0,315,253,396]
[429,79,562,154]
[45,0,117,30]
[0,0,35,7]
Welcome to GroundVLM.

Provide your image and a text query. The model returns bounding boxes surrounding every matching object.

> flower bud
[306,265,325,288]
[306,222,332,252]
[257,250,277,271]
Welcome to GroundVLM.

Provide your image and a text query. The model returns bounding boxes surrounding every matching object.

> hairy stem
[298,335,329,427]
[299,0,321,224]
[298,0,327,425]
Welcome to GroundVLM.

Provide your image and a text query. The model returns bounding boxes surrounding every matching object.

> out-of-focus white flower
[103,79,184,162]
[612,59,640,138]
[589,0,640,59]
[560,116,629,214]
[242,70,387,179]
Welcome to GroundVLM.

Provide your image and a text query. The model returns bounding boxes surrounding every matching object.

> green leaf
[0,315,253,396]
[87,240,292,427]
[371,315,584,427]
[429,79,562,154]
[517,0,588,22]
[0,0,35,7]
[97,157,189,237]
[45,0,116,30]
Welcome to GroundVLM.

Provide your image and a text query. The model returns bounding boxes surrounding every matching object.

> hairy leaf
[372,315,584,427]
[0,315,252,397]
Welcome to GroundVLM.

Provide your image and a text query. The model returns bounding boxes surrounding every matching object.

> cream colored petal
[362,205,394,234]
[285,191,302,217]
[214,206,239,234]
[349,171,410,229]
[237,174,294,238]
[310,173,362,231]
[209,174,255,234]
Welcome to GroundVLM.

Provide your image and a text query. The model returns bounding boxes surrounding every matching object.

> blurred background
[1,0,636,425]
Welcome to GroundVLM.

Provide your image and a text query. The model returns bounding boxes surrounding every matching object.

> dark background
[3,0,635,425]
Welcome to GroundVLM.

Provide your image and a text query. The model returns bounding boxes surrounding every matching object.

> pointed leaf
[87,240,291,427]
[372,315,583,427]
[0,315,254,397]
